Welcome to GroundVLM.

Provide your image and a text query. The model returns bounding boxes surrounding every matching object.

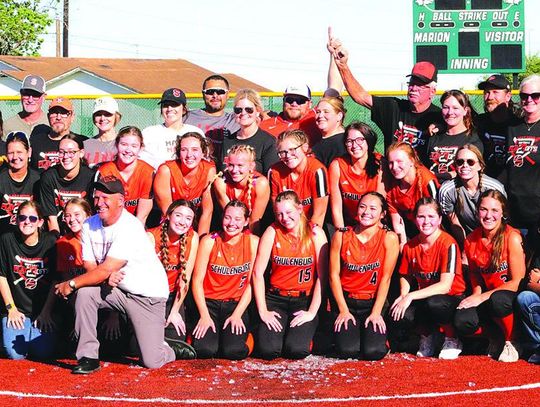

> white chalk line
[1,382,540,404]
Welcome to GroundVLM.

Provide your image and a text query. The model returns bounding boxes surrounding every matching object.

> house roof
[0,56,271,94]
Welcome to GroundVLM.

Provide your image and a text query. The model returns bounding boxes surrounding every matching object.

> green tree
[0,0,52,56]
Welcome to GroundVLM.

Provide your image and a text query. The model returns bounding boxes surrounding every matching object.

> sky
[38,0,540,92]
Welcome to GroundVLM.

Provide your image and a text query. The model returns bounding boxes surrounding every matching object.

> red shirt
[387,165,439,223]
[161,159,215,208]
[270,224,317,292]
[56,233,85,279]
[203,231,252,301]
[333,154,381,224]
[259,110,321,147]
[465,226,520,291]
[399,231,465,296]
[98,160,154,215]
[339,227,387,295]
[269,156,328,219]
[149,227,195,293]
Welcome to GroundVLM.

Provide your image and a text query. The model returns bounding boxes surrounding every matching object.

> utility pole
[63,0,69,57]
[55,16,61,57]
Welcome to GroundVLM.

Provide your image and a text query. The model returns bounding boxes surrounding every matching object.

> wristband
[5,303,15,311]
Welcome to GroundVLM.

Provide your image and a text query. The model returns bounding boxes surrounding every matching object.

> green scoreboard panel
[413,0,525,73]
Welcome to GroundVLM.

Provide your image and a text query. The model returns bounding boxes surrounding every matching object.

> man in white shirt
[55,176,195,374]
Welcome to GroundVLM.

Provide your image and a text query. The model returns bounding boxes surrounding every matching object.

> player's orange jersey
[386,165,438,223]
[339,226,387,295]
[465,226,520,291]
[203,231,252,301]
[148,227,195,293]
[270,224,317,293]
[98,160,154,215]
[224,171,264,211]
[333,154,381,223]
[56,232,85,279]
[162,159,215,208]
[399,231,465,296]
[269,156,328,218]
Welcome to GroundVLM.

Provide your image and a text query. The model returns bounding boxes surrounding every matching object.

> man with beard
[2,75,49,140]
[475,74,520,177]
[29,97,87,173]
[327,40,441,166]
[184,75,240,160]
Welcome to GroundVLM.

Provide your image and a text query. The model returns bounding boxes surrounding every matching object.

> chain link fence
[0,91,508,153]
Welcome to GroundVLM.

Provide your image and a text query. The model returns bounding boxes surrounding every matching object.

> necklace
[526,118,540,132]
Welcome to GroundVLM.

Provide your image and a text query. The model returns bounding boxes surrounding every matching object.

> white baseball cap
[93,96,119,115]
[284,84,311,100]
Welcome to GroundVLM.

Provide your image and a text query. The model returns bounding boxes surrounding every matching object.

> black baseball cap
[159,88,187,105]
[94,176,125,195]
[478,74,511,91]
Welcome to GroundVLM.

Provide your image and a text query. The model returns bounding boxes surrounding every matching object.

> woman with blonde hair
[312,96,347,167]
[269,129,328,227]
[252,190,328,359]
[213,144,270,234]
[221,88,278,175]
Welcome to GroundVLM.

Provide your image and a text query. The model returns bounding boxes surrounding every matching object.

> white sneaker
[417,334,436,358]
[439,337,463,360]
[498,341,519,363]
[527,352,540,364]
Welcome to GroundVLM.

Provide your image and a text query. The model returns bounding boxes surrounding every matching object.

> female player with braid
[147,200,199,344]
[191,200,259,359]
[454,190,525,362]
[213,144,270,235]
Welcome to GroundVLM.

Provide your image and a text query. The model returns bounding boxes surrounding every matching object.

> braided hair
[224,144,257,214]
[159,199,195,287]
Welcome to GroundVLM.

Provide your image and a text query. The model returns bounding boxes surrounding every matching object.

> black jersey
[0,231,57,317]
[0,167,40,233]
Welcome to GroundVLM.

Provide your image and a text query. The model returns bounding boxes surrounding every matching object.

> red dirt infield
[0,353,538,406]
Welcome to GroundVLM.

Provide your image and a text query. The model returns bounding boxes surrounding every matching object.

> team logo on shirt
[1,194,32,225]
[430,146,458,173]
[394,124,425,148]
[54,190,86,216]
[344,260,381,273]
[482,132,507,166]
[210,262,250,275]
[38,152,60,170]
[13,255,49,290]
[125,198,138,207]
[507,136,539,167]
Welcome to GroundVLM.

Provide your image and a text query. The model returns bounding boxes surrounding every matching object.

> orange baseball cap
[49,97,73,112]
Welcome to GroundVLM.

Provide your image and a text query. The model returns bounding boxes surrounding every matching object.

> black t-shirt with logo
[427,130,484,182]
[0,231,57,317]
[0,167,41,234]
[371,96,442,166]
[29,128,87,173]
[506,120,540,227]
[38,165,96,227]
[475,112,521,178]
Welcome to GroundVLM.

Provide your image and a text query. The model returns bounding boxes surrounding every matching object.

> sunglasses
[202,88,227,96]
[6,131,29,144]
[233,106,255,114]
[17,214,39,223]
[455,158,477,167]
[519,92,540,102]
[284,95,309,105]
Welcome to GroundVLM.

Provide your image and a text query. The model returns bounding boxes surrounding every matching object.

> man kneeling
[55,176,195,374]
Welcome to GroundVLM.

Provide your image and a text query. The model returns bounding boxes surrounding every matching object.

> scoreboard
[413,0,525,73]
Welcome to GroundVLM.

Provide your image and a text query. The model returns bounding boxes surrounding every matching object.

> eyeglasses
[233,106,255,114]
[17,214,39,223]
[455,158,477,167]
[284,95,309,105]
[49,111,71,118]
[6,131,29,144]
[202,88,228,96]
[20,90,43,98]
[345,137,366,147]
[58,149,80,157]
[519,92,540,102]
[277,143,305,158]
